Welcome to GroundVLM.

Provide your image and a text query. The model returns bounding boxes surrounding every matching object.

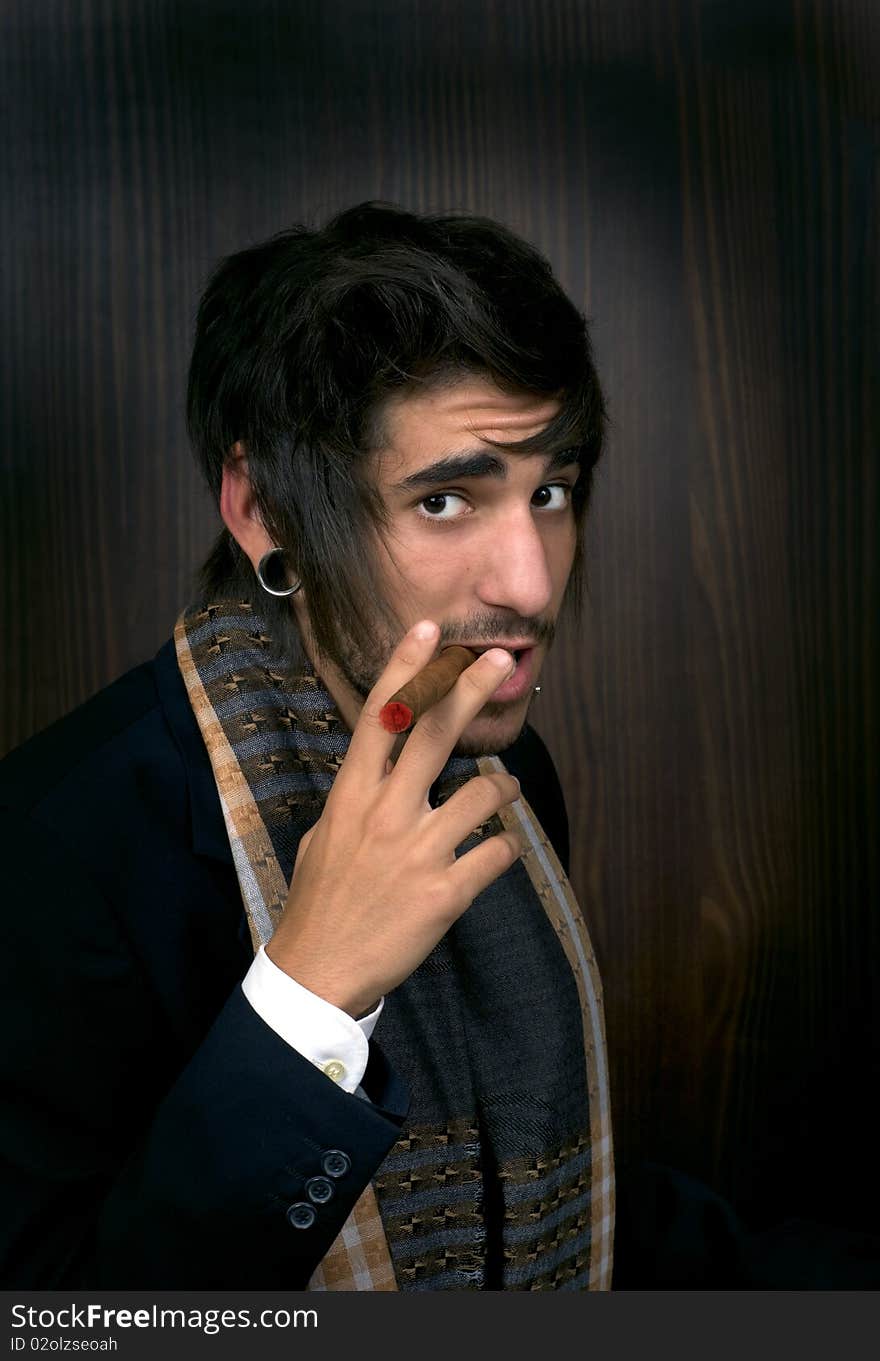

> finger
[423,773,521,854]
[389,647,516,802]
[292,823,316,871]
[337,620,441,786]
[443,829,524,908]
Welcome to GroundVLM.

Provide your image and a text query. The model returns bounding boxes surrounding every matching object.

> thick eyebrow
[389,445,582,495]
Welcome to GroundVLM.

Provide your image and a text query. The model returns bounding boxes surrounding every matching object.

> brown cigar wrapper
[379,645,480,733]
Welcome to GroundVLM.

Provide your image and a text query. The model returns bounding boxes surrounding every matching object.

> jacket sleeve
[0,809,407,1289]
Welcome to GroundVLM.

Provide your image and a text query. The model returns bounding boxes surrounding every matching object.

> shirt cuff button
[286,1201,316,1230]
[321,1059,347,1084]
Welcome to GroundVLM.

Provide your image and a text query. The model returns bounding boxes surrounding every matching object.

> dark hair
[186,200,606,674]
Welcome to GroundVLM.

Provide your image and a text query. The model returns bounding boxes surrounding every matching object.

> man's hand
[265,619,523,1018]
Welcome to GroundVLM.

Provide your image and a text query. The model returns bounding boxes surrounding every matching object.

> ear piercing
[256,546,301,597]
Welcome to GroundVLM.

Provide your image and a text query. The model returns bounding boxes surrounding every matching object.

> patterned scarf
[174,599,614,1290]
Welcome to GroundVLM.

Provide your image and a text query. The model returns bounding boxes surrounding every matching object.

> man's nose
[474,508,555,618]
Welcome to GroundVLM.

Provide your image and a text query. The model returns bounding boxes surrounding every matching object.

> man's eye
[417,493,469,521]
[532,484,572,509]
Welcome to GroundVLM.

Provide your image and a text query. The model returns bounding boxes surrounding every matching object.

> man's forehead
[384,378,560,432]
[374,379,562,475]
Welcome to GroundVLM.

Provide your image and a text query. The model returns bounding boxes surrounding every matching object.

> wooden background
[2,0,877,1237]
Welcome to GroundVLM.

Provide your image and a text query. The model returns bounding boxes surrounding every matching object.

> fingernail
[413,620,438,640]
[486,648,515,670]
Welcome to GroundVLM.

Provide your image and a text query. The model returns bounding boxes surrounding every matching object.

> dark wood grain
[2,0,876,1236]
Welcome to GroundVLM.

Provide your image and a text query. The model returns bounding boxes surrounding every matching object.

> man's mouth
[460,641,537,663]
[453,643,538,705]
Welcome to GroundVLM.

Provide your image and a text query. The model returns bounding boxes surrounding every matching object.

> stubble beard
[324,622,538,758]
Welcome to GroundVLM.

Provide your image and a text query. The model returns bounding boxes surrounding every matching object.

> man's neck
[292,620,360,731]
[291,607,409,767]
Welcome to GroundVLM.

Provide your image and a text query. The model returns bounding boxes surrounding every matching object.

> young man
[0,202,613,1289]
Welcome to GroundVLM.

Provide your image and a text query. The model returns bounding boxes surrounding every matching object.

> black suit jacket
[0,636,571,1288]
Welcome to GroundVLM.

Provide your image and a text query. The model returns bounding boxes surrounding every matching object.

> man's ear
[219,441,275,571]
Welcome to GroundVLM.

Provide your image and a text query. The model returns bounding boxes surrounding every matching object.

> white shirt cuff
[241,944,383,1096]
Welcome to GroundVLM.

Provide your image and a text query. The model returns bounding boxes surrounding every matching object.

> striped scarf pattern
[175,600,613,1290]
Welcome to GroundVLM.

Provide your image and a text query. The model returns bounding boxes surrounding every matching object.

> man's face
[312,375,579,757]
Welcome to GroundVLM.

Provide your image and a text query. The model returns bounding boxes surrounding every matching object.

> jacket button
[305,1175,335,1204]
[286,1201,316,1230]
[321,1149,351,1179]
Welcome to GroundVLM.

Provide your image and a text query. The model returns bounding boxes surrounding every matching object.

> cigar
[379,646,480,734]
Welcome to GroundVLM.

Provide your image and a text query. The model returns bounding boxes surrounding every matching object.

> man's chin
[452,701,531,759]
